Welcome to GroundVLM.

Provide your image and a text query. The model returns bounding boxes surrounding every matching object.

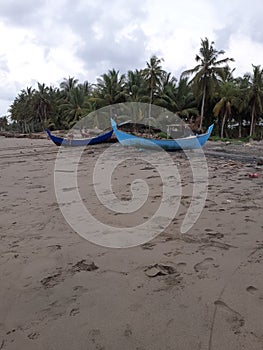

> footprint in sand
[246,285,258,294]
[124,324,132,337]
[214,299,245,334]
[206,231,224,239]
[27,331,40,340]
[89,329,105,349]
[69,307,80,316]
[246,285,263,300]
[48,244,62,251]
[176,262,187,273]
[73,285,88,293]
[194,257,215,272]
[141,242,156,250]
[40,271,64,288]
[41,260,98,288]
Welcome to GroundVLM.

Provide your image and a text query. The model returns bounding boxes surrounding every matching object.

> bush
[158,131,173,139]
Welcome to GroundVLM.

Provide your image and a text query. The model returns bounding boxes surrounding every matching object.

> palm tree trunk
[249,103,255,137]
[200,86,206,130]
[252,114,257,137]
[238,117,242,138]
[148,88,153,132]
[221,112,227,138]
[148,90,152,118]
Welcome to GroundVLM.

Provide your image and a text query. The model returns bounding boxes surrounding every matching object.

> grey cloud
[0,99,12,116]
[214,0,263,49]
[0,80,23,100]
[1,0,150,78]
[214,25,234,52]
[248,16,263,44]
[0,0,44,26]
[0,55,9,73]
[0,84,20,117]
[0,56,12,108]
[77,26,148,76]
[54,0,149,77]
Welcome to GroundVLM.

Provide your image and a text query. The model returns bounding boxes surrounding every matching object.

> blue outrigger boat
[111,118,214,151]
[45,128,113,147]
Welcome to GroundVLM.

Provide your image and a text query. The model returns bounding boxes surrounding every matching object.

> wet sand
[0,136,263,350]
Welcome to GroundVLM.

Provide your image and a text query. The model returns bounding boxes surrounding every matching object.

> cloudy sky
[1,0,263,117]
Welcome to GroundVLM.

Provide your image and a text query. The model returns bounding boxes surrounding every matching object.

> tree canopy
[3,38,263,139]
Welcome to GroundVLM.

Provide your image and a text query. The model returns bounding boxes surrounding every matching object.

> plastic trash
[249,173,259,178]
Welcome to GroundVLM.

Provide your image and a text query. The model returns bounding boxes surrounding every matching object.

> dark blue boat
[111,118,214,151]
[45,128,113,147]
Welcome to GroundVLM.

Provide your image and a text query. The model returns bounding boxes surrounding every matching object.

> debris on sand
[71,260,98,273]
[249,173,259,178]
[144,264,178,277]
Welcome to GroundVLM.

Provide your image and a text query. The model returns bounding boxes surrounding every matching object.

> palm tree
[248,65,263,137]
[156,72,178,111]
[32,83,52,129]
[93,69,126,116]
[124,69,148,102]
[78,80,93,95]
[234,74,250,138]
[142,56,165,121]
[46,86,64,129]
[157,76,198,119]
[181,37,234,130]
[0,116,8,130]
[173,77,199,119]
[60,76,79,94]
[9,87,36,132]
[222,65,236,83]
[59,87,91,128]
[213,81,237,138]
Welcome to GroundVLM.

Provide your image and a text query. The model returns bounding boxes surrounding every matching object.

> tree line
[3,37,263,139]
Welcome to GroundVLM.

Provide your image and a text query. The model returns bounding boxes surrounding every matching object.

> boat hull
[111,119,213,151]
[45,129,113,147]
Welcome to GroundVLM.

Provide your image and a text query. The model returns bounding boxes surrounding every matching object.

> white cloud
[1,0,263,117]
[228,34,263,75]
[0,18,85,115]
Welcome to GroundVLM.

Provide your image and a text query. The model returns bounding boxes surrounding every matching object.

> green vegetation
[181,37,234,131]
[158,131,170,139]
[2,37,263,139]
[210,136,249,143]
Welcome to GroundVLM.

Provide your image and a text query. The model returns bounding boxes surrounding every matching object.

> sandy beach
[0,136,263,350]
